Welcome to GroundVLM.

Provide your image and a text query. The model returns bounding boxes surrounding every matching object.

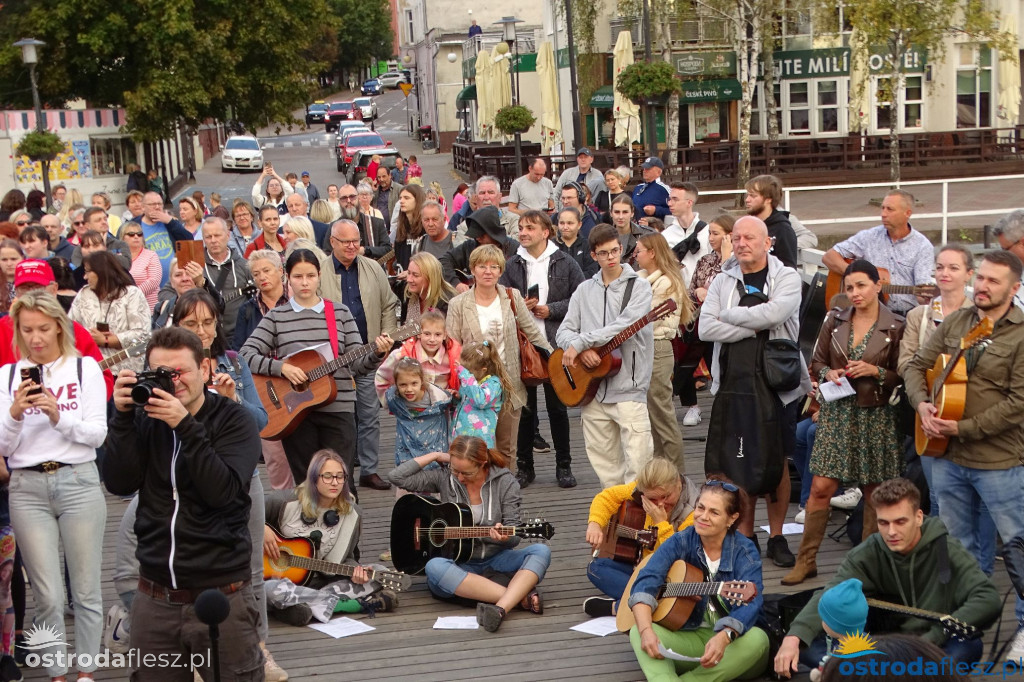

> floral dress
[452,367,503,447]
[809,325,904,484]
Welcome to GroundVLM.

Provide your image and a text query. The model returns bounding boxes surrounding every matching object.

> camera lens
[131,381,156,405]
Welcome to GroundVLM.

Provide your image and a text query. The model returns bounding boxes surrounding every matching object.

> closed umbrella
[493,48,514,141]
[612,30,641,148]
[475,48,494,140]
[998,14,1021,125]
[537,41,562,153]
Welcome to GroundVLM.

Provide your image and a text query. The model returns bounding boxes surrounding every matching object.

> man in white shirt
[508,158,555,215]
[662,181,710,287]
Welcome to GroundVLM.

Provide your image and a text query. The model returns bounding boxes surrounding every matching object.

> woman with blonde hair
[402,252,454,324]
[595,166,631,222]
[634,232,692,470]
[309,199,334,226]
[281,216,316,246]
[57,188,84,229]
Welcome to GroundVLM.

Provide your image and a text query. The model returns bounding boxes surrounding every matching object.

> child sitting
[810,578,869,682]
[376,310,461,406]
[453,340,513,448]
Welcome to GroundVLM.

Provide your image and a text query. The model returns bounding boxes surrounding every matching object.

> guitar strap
[619,277,636,315]
[323,299,339,358]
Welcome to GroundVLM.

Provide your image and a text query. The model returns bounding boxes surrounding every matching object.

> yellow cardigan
[588,480,694,558]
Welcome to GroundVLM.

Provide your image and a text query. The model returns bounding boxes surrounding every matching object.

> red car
[325,101,362,132]
[336,132,391,172]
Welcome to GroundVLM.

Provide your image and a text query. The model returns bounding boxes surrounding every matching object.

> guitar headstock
[914,284,940,299]
[378,570,413,592]
[636,528,657,550]
[719,580,758,605]
[123,337,150,359]
[517,520,555,541]
[652,299,678,319]
[939,615,978,642]
[961,317,994,349]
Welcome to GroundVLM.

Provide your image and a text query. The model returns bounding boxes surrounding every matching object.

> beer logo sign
[676,55,705,76]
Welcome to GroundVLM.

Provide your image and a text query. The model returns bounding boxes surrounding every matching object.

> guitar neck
[377,249,395,265]
[930,348,967,401]
[306,324,419,382]
[99,350,129,371]
[284,553,370,581]
[881,284,921,296]
[614,526,643,541]
[440,526,519,539]
[595,313,659,358]
[865,598,948,623]
[661,581,728,599]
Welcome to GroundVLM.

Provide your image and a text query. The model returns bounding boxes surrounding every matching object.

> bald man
[698,215,811,569]
[41,213,74,260]
[284,192,331,248]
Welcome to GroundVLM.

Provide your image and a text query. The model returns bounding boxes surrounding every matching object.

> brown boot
[861,500,877,542]
[781,509,829,586]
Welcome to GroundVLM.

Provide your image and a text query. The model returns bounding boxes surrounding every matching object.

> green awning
[456,85,477,102]
[589,85,615,109]
[679,79,742,103]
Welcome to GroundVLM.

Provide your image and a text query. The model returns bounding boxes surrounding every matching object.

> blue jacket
[631,180,670,221]
[386,383,451,467]
[628,527,764,636]
[217,351,268,432]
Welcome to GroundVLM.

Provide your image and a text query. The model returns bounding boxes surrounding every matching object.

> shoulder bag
[505,287,548,386]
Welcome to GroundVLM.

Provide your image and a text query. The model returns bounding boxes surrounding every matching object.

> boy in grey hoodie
[556,224,655,488]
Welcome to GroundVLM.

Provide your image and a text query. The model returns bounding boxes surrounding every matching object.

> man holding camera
[105,327,264,679]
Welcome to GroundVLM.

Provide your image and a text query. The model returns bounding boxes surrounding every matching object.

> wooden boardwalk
[20,389,1023,680]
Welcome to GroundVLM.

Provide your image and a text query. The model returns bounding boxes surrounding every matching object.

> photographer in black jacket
[105,327,263,679]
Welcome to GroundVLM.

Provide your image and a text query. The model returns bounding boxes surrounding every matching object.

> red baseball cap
[14,259,55,288]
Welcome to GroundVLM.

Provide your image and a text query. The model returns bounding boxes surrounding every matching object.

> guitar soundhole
[427,520,448,548]
[270,548,291,573]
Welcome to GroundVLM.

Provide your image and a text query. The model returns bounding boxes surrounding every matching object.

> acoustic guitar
[824,258,938,307]
[389,494,555,575]
[866,598,978,641]
[915,317,993,457]
[263,531,412,591]
[222,283,258,305]
[98,336,149,372]
[616,554,758,632]
[376,249,402,277]
[549,300,677,407]
[254,321,421,440]
[595,499,657,566]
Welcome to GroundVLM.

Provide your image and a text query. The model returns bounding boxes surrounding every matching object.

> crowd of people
[0,147,1021,682]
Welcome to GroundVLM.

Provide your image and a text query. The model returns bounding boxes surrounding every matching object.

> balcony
[609,15,729,51]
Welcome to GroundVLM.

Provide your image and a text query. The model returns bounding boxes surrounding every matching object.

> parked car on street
[346,148,401,185]
[220,135,264,172]
[377,72,405,89]
[336,133,390,173]
[338,127,372,146]
[361,79,383,96]
[354,97,378,120]
[305,101,328,126]
[325,101,362,132]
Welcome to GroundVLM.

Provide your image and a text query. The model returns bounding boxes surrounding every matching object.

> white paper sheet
[307,616,375,638]
[760,523,805,536]
[433,616,480,630]
[284,342,334,363]
[819,377,856,402]
[570,617,620,636]
[658,643,702,662]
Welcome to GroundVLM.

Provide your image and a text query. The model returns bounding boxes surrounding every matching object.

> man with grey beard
[337,184,391,259]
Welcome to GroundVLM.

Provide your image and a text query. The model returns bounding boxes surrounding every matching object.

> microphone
[195,589,231,682]
[309,530,323,553]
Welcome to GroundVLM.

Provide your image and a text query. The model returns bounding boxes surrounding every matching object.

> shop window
[787,82,810,134]
[817,80,839,132]
[874,76,924,132]
[90,137,137,176]
[957,46,992,128]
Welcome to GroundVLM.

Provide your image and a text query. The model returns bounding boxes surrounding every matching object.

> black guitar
[389,494,555,575]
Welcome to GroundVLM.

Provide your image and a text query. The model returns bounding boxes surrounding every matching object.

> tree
[327,0,395,78]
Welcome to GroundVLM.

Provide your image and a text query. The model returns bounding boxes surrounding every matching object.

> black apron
[704,285,785,497]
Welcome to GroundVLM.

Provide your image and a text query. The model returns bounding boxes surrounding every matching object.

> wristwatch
[724,629,737,642]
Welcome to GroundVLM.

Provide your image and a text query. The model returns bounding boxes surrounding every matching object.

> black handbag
[763,338,802,392]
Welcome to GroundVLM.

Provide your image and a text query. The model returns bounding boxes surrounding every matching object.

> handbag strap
[505,287,523,333]
[323,299,339,358]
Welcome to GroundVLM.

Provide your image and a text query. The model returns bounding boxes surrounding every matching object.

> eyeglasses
[450,464,480,478]
[124,232,143,237]
[331,236,360,247]
[594,246,622,260]
[704,480,739,493]
[15,221,29,227]
[319,473,346,483]
[339,194,357,201]
[72,220,85,226]
[180,318,218,331]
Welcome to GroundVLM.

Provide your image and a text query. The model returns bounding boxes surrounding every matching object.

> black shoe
[532,434,551,453]
[359,473,391,490]
[556,466,577,488]
[766,535,796,568]
[583,596,615,618]
[515,468,535,489]
[359,589,398,616]
[12,635,25,667]
[271,603,313,627]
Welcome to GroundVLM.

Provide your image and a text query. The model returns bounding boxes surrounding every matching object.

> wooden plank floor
[20,389,1022,680]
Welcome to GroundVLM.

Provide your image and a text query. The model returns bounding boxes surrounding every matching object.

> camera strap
[323,299,339,358]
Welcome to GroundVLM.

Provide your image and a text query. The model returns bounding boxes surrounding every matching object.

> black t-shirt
[743,266,769,294]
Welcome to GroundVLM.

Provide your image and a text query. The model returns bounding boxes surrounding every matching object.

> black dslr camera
[131,368,176,405]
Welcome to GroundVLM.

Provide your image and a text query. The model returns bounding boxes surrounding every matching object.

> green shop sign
[680,79,742,103]
[675,51,736,78]
[763,46,926,80]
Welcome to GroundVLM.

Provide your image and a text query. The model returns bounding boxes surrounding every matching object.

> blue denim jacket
[627,527,764,635]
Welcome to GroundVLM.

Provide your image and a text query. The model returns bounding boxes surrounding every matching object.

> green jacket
[788,516,1001,646]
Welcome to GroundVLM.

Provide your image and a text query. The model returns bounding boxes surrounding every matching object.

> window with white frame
[956,45,992,128]
[749,82,781,137]
[751,80,845,137]
[873,75,924,132]
[405,10,415,44]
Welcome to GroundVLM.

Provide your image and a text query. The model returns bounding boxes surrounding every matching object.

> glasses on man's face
[320,473,346,484]
[594,246,622,260]
[339,194,357,202]
[331,236,360,247]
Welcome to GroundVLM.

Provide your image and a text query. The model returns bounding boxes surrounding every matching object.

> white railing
[697,173,1024,246]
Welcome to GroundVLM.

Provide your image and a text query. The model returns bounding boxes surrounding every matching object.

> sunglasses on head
[704,480,739,493]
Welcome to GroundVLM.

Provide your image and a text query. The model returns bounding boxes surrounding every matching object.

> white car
[220,135,263,172]
[335,120,368,137]
[354,97,378,120]
[378,72,405,88]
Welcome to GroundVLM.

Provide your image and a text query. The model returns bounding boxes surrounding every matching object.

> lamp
[12,38,52,210]
[13,38,43,65]
[447,52,458,63]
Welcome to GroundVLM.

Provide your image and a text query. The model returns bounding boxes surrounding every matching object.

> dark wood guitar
[595,499,657,565]
[254,321,421,439]
[915,317,993,457]
[376,249,402,276]
[222,284,258,304]
[549,300,677,407]
[824,258,938,307]
[616,555,758,632]
[389,495,555,575]
[866,598,978,641]
[98,337,149,371]
[263,530,412,591]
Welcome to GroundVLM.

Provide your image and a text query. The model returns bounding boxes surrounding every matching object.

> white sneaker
[104,603,130,654]
[795,508,806,524]
[682,405,702,426]
[1006,626,1024,662]
[261,643,289,681]
[830,487,863,510]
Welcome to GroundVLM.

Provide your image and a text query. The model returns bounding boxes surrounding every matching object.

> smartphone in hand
[527,284,540,300]
[20,366,42,396]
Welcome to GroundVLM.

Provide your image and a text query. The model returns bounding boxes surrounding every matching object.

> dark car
[336,133,390,172]
[325,101,363,132]
[361,79,383,96]
[305,101,328,126]
[346,148,401,185]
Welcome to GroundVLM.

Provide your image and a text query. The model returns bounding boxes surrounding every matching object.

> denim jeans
[793,419,818,507]
[425,544,551,597]
[932,458,1024,622]
[919,453,996,575]
[354,373,382,476]
[586,558,634,607]
[10,463,106,676]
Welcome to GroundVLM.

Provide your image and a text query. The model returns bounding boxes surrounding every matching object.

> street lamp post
[495,16,524,176]
[13,38,52,211]
[640,0,657,159]
[563,0,583,151]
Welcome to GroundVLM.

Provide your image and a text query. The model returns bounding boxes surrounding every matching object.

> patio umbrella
[998,14,1021,125]
[493,48,514,141]
[537,41,562,153]
[475,48,494,140]
[612,30,641,148]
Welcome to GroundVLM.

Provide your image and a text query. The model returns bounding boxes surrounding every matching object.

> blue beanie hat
[818,578,868,636]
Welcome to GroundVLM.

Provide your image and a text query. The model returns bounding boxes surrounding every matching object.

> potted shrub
[615,60,681,106]
[17,130,64,162]
[494,104,536,135]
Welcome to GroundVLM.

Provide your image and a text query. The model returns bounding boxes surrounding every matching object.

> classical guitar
[98,336,150,372]
[389,494,555,575]
[549,300,677,407]
[254,321,421,440]
[595,498,657,566]
[824,258,938,307]
[915,318,993,457]
[263,531,412,591]
[222,283,258,304]
[376,249,403,276]
[866,598,978,641]
[616,555,757,633]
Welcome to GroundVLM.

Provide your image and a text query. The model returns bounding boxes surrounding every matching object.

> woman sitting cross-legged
[628,477,769,682]
[263,449,396,626]
[387,435,550,632]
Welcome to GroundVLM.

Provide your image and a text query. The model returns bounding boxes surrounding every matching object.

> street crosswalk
[260,138,332,149]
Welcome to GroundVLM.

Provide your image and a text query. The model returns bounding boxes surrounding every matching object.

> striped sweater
[239,303,383,413]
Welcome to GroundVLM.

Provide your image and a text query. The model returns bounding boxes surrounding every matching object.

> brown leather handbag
[505,287,549,386]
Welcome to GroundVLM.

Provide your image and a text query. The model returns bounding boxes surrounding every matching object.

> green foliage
[615,59,681,102]
[494,105,536,135]
[16,130,64,161]
[327,0,395,72]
